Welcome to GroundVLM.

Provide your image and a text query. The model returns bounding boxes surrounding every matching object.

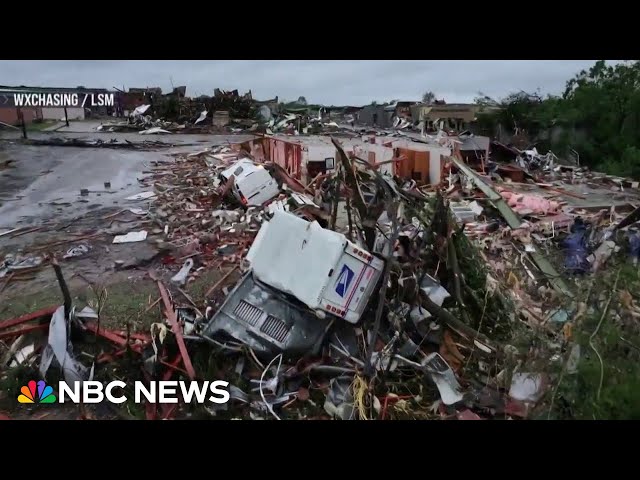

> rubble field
[2,109,640,421]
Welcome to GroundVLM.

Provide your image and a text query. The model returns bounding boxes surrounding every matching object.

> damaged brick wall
[239,137,303,181]
[393,147,431,184]
[0,107,42,126]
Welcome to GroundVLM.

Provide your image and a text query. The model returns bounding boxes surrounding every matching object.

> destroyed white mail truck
[246,210,385,323]
[220,159,280,207]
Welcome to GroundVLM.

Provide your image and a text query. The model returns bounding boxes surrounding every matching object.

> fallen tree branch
[590,268,621,402]
[346,196,354,241]
[447,229,472,327]
[365,202,400,378]
[419,291,498,354]
[51,257,72,319]
[330,174,340,230]
[205,266,239,298]
[331,138,376,250]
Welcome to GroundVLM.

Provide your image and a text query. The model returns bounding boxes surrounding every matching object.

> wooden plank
[157,281,196,380]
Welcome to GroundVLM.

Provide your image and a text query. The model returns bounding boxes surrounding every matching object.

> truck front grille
[260,315,290,343]
[233,300,262,326]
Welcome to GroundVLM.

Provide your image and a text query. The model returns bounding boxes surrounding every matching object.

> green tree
[473,60,640,178]
[560,60,640,174]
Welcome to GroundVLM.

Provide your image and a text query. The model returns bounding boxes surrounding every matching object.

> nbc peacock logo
[18,380,57,404]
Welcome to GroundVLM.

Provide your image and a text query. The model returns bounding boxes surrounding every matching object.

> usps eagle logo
[334,264,355,298]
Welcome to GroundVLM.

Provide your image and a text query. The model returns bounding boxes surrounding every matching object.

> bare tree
[422,91,436,104]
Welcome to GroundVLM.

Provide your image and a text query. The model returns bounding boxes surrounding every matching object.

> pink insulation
[499,190,561,216]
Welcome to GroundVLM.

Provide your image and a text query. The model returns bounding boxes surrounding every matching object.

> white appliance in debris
[220,159,280,207]
[246,211,385,323]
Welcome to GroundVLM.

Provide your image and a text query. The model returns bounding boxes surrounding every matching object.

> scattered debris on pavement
[3,90,640,422]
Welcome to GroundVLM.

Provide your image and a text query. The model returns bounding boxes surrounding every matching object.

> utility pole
[64,107,69,127]
[18,108,27,139]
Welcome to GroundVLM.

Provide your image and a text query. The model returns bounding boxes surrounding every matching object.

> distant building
[129,87,162,96]
[358,104,391,128]
[170,86,187,98]
[411,103,486,132]
[124,87,162,112]
[357,101,418,128]
[387,101,418,119]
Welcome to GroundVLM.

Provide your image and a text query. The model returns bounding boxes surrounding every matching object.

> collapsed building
[2,84,640,421]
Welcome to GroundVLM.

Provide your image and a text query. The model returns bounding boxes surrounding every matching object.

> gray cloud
[0,60,605,105]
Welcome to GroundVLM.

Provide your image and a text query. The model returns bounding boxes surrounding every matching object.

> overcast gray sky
[0,60,603,105]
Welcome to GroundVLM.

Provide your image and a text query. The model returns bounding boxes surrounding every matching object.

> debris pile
[96,90,278,135]
[22,137,175,150]
[87,88,363,137]
[3,130,640,421]
[96,104,180,134]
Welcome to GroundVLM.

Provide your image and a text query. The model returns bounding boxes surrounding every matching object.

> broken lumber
[205,266,238,298]
[156,280,196,380]
[452,157,574,298]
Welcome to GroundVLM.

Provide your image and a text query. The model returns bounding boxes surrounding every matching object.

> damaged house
[123,87,163,114]
[411,103,480,132]
[6,70,640,423]
[453,133,491,170]
[357,103,391,128]
[387,100,418,128]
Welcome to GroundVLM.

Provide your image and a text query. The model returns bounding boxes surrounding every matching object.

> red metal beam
[162,355,185,381]
[83,322,128,347]
[82,322,145,353]
[156,281,196,380]
[0,323,48,340]
[0,305,58,330]
[110,330,152,342]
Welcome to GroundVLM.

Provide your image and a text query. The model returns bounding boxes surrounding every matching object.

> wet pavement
[0,131,257,228]
[0,128,258,298]
[0,144,156,227]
